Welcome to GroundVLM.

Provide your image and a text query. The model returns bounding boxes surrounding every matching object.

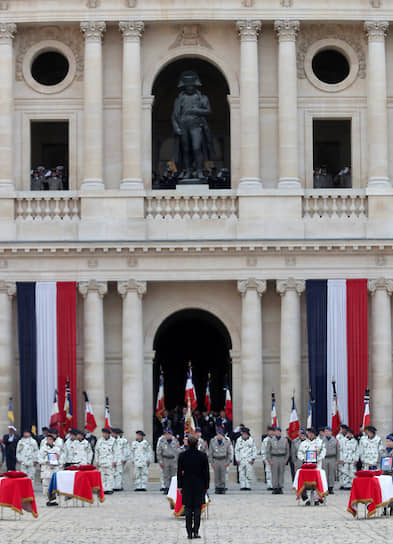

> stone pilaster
[237,21,262,191]
[0,23,16,192]
[0,281,15,433]
[364,21,390,188]
[118,280,147,437]
[237,278,266,437]
[276,278,305,427]
[368,277,393,433]
[80,21,106,190]
[79,280,107,430]
[274,20,300,188]
[119,21,145,190]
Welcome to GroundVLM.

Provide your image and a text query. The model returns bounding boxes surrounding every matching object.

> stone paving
[1,476,392,543]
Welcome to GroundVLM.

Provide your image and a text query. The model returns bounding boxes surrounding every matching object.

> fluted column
[0,23,16,192]
[237,21,262,190]
[275,20,300,188]
[118,280,146,438]
[368,278,393,433]
[79,280,107,430]
[237,279,266,437]
[277,278,305,427]
[80,22,106,190]
[119,21,144,190]
[365,21,390,188]
[0,281,15,432]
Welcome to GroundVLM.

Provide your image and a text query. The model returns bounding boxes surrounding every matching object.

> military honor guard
[76,429,93,464]
[63,428,85,466]
[156,428,180,493]
[235,427,257,491]
[16,429,39,481]
[266,427,289,495]
[322,426,337,494]
[336,424,348,488]
[112,428,131,491]
[195,427,208,453]
[297,427,326,469]
[291,428,307,473]
[261,426,274,490]
[94,427,118,494]
[39,434,63,506]
[208,428,233,494]
[338,427,359,489]
[359,425,384,470]
[130,430,153,491]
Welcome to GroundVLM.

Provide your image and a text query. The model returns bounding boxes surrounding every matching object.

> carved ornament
[169,24,212,50]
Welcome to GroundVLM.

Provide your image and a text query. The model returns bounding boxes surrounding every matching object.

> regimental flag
[16,282,77,436]
[362,388,370,429]
[155,370,165,421]
[288,396,300,440]
[225,384,233,421]
[7,398,14,424]
[184,398,196,436]
[307,390,313,429]
[185,363,197,411]
[49,390,62,434]
[306,279,368,431]
[63,380,73,433]
[331,380,341,436]
[204,376,211,413]
[271,393,278,427]
[83,391,97,432]
[104,396,111,429]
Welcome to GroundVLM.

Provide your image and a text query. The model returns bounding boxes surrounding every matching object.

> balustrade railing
[145,192,238,220]
[303,190,368,219]
[15,192,81,221]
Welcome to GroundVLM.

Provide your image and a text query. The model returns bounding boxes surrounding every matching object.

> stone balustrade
[15,192,81,222]
[303,190,368,219]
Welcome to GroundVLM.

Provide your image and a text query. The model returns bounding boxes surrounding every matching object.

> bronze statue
[172,71,214,180]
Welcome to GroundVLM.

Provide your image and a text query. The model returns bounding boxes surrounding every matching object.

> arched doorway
[153,308,232,442]
[152,58,231,189]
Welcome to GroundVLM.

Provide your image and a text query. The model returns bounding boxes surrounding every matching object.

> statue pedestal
[176,183,209,193]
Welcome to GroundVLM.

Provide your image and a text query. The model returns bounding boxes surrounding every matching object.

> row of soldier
[30,165,67,191]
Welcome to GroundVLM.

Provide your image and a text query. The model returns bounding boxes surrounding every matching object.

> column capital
[368,277,393,295]
[80,21,106,42]
[274,20,300,42]
[237,20,262,42]
[0,22,16,42]
[118,279,147,298]
[78,280,108,298]
[364,20,389,42]
[276,278,305,296]
[119,20,144,42]
[0,280,16,297]
[237,278,266,296]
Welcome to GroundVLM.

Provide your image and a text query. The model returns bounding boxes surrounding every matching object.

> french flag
[104,397,111,429]
[306,279,368,431]
[49,390,62,435]
[16,282,77,436]
[84,391,97,433]
[155,370,165,421]
[271,393,278,427]
[288,397,300,440]
[185,364,197,411]
[331,380,342,436]
[362,388,370,429]
[204,378,211,413]
[225,384,232,421]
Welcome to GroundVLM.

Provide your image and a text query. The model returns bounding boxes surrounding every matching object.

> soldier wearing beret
[156,428,180,493]
[130,430,153,491]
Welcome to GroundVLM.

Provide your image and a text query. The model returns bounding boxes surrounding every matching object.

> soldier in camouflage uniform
[338,428,359,489]
[130,430,153,491]
[235,428,257,490]
[322,426,338,494]
[261,426,275,489]
[297,427,326,505]
[359,425,384,470]
[208,428,233,494]
[94,427,118,494]
[291,428,307,473]
[156,428,179,493]
[266,427,289,494]
[38,434,63,506]
[336,424,348,489]
[112,428,130,491]
[76,430,93,464]
[16,430,39,481]
[63,429,85,465]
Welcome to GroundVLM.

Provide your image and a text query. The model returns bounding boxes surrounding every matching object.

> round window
[312,49,350,85]
[31,51,70,86]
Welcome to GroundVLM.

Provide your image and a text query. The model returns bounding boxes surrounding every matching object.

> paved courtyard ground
[0,474,392,544]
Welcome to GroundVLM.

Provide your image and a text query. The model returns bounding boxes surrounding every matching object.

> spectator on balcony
[31,171,42,191]
[334,166,352,189]
[313,165,333,189]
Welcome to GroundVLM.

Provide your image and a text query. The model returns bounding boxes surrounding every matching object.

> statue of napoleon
[171,71,214,180]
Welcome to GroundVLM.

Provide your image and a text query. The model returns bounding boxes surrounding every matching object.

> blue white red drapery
[16,282,77,434]
[306,279,368,432]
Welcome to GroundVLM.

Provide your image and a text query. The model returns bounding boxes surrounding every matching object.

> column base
[120,178,145,190]
[278,177,301,189]
[238,178,263,193]
[0,180,15,193]
[81,179,105,191]
[368,177,391,189]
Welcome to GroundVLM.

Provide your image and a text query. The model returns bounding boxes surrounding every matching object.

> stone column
[237,20,262,190]
[79,280,107,430]
[277,278,305,427]
[0,281,15,432]
[118,280,146,438]
[0,23,16,192]
[237,279,266,437]
[274,20,300,189]
[119,21,144,190]
[365,21,390,188]
[368,278,393,434]
[80,22,106,190]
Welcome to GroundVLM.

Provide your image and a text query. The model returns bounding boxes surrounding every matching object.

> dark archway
[152,58,231,189]
[153,309,232,441]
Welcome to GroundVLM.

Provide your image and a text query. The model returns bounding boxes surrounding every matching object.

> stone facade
[1,0,393,442]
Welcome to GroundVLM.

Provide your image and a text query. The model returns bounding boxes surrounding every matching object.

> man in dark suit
[177,435,210,540]
[3,425,19,470]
